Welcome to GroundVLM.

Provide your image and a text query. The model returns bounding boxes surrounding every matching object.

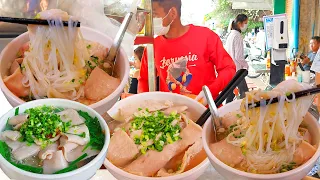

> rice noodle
[21,14,90,100]
[227,82,314,174]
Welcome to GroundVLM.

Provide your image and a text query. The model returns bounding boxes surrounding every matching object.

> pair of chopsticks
[196,69,248,126]
[247,85,320,109]
[196,68,320,126]
[0,16,80,27]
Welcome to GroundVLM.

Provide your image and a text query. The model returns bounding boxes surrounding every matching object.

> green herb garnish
[280,162,297,173]
[85,71,90,79]
[11,162,43,174]
[78,111,104,151]
[0,141,11,160]
[91,56,99,65]
[20,65,25,71]
[34,13,41,19]
[53,153,88,174]
[236,114,242,118]
[71,79,75,83]
[65,132,86,138]
[15,107,19,116]
[20,94,35,102]
[229,124,237,133]
[233,132,245,139]
[130,109,182,154]
[86,44,91,49]
[19,106,71,148]
[86,61,95,70]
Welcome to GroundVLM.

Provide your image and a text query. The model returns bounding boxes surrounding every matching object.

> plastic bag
[48,0,141,57]
[0,0,51,33]
[0,0,141,57]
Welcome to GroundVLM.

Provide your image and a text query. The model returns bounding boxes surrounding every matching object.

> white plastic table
[0,89,224,180]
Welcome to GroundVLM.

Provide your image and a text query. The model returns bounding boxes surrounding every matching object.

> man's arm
[206,31,236,98]
[137,48,149,93]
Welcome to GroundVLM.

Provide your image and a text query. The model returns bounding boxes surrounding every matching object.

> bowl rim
[0,26,130,109]
[0,98,110,179]
[104,92,210,179]
[202,99,320,179]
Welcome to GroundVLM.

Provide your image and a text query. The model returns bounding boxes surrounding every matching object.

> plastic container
[302,70,311,84]
[298,74,303,83]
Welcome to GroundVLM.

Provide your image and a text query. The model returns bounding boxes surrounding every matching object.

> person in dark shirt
[301,36,320,70]
[129,46,145,94]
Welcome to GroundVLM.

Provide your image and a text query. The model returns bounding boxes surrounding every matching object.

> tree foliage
[206,0,264,31]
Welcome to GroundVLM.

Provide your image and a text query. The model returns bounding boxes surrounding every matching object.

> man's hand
[195,91,207,106]
[301,57,310,65]
[181,86,192,94]
[121,93,134,99]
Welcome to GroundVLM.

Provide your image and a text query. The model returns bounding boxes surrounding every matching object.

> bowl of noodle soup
[0,98,110,180]
[202,80,320,180]
[104,92,210,180]
[0,10,129,115]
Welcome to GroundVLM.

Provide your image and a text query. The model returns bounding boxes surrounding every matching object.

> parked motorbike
[244,40,266,78]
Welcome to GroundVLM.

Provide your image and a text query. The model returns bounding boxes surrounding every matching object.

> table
[255,69,273,90]
[0,89,225,180]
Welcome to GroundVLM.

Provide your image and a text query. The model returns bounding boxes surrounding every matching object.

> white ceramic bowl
[0,26,130,115]
[202,100,320,180]
[0,99,110,180]
[104,92,210,180]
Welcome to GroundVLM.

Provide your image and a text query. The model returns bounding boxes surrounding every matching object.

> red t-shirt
[138,24,236,99]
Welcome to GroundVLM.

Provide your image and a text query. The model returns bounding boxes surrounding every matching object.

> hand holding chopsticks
[0,16,80,27]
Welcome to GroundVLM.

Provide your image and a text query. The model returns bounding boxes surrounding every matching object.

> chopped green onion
[15,107,19,116]
[91,56,99,65]
[86,44,91,49]
[130,108,182,154]
[19,106,71,148]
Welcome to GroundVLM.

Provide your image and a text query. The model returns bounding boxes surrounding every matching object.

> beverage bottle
[285,64,291,79]
[266,51,271,69]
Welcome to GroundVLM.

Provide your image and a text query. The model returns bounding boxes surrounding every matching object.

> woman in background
[128,46,145,94]
[225,14,249,103]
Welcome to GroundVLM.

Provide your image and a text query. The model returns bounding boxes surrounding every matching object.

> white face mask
[153,9,174,36]
[240,23,248,32]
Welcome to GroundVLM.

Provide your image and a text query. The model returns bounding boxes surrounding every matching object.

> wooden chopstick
[247,87,320,109]
[0,17,80,27]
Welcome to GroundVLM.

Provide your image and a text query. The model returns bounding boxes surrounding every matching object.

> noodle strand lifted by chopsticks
[21,17,90,100]
[227,83,314,174]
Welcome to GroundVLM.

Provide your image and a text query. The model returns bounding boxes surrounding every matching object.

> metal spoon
[202,86,220,141]
[103,0,138,76]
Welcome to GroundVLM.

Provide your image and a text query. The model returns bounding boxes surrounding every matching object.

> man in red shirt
[138,0,236,99]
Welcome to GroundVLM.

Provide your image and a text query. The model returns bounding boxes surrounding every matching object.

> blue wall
[291,0,300,55]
